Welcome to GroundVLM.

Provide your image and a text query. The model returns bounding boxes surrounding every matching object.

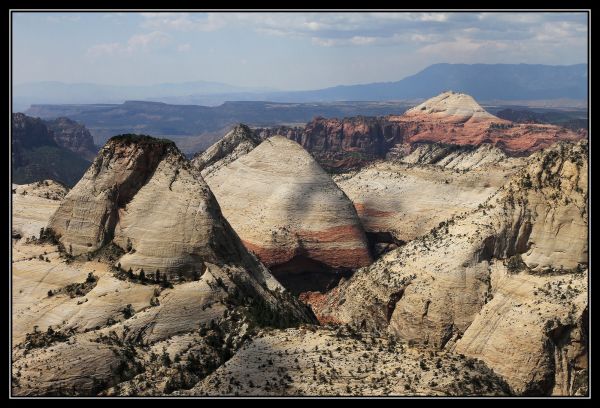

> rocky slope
[45,117,97,160]
[334,146,523,245]
[202,135,372,294]
[13,135,317,396]
[12,180,69,240]
[191,124,261,178]
[256,92,585,170]
[182,326,511,396]
[391,143,508,170]
[309,140,588,395]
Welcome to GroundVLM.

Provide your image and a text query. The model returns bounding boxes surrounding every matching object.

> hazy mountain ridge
[15,64,587,112]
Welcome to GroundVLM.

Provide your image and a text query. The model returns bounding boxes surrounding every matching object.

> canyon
[11,91,588,397]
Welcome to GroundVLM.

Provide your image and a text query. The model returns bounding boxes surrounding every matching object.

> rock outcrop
[390,143,508,170]
[256,116,404,170]
[311,140,588,395]
[47,135,279,285]
[45,117,97,161]
[403,91,500,123]
[202,135,372,293]
[191,124,261,178]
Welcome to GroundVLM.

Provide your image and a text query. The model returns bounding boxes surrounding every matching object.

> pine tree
[139,269,145,282]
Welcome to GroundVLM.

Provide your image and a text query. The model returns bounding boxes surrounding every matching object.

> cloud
[45,14,81,23]
[177,43,191,52]
[86,31,170,57]
[131,11,587,54]
[140,12,227,32]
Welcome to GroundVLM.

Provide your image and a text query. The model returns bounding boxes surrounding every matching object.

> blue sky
[12,11,588,90]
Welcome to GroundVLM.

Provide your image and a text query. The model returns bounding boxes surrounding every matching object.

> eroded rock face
[48,136,176,256]
[256,92,585,170]
[312,141,588,395]
[203,135,372,293]
[45,117,97,161]
[391,143,509,170]
[257,116,404,170]
[47,135,279,285]
[12,181,69,241]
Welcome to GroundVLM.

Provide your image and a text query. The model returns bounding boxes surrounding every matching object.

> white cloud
[88,11,587,62]
[86,31,170,58]
[140,12,228,32]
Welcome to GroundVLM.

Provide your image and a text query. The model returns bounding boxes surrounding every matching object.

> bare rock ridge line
[254,91,585,170]
[309,140,588,395]
[201,135,373,294]
[192,124,262,178]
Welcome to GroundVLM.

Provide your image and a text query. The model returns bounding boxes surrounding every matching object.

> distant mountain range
[25,100,416,153]
[12,81,276,111]
[13,63,587,111]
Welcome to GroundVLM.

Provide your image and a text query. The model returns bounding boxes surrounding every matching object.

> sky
[11,11,588,91]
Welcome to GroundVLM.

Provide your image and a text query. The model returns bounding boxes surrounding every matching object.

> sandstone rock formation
[311,141,588,395]
[13,136,317,396]
[12,251,314,396]
[191,123,261,178]
[388,92,585,156]
[334,148,523,244]
[12,180,69,240]
[390,142,509,170]
[202,135,372,293]
[256,92,585,170]
[183,326,511,396]
[403,91,500,122]
[256,116,404,170]
[47,134,270,281]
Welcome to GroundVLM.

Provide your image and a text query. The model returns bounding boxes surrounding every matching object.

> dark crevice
[385,288,405,322]
[269,255,354,296]
[366,231,406,259]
